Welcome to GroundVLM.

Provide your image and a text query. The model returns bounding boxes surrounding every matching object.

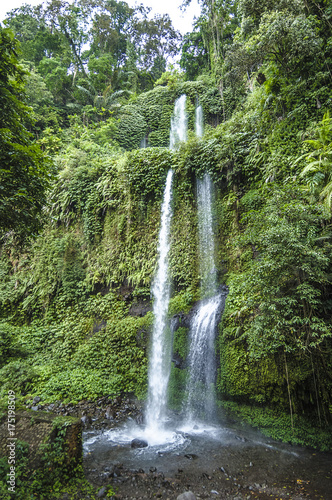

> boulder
[177,492,196,500]
[131,438,148,448]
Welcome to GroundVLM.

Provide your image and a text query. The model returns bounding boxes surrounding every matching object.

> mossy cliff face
[0,81,332,450]
[0,410,83,499]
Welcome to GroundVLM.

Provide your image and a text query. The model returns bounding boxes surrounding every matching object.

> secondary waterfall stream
[184,173,223,423]
[195,104,203,138]
[183,105,223,424]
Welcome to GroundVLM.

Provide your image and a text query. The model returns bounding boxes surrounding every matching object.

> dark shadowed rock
[131,438,148,448]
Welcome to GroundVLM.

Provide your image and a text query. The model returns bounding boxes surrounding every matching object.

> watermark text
[7,390,16,493]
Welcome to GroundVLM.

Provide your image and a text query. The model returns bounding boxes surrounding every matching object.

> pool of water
[83,416,332,499]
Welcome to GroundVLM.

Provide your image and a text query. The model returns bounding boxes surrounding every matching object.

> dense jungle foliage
[1,4,332,489]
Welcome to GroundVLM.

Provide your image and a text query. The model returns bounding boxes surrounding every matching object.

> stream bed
[83,416,332,500]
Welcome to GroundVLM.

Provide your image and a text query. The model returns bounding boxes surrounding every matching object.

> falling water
[195,104,204,138]
[145,95,188,438]
[145,170,173,435]
[170,95,187,149]
[140,136,147,148]
[185,173,222,422]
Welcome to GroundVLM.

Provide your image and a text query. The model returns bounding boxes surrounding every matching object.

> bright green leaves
[223,188,332,360]
[299,111,332,208]
[125,148,175,201]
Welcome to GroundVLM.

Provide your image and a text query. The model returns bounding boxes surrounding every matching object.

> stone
[81,415,92,427]
[33,396,41,404]
[149,466,157,473]
[105,406,115,420]
[131,438,148,448]
[31,406,39,411]
[177,492,196,500]
[97,486,107,498]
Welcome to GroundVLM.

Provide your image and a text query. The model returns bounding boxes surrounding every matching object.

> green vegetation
[1,0,332,495]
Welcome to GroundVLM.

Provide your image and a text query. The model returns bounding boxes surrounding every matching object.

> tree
[0,26,50,242]
[299,111,332,207]
[180,30,209,80]
[131,14,182,80]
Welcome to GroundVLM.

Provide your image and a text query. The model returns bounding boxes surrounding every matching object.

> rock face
[131,438,148,448]
[0,410,82,470]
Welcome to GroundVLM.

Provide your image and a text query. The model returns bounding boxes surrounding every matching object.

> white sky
[0,0,201,34]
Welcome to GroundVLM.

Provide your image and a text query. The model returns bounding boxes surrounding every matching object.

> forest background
[1,1,332,496]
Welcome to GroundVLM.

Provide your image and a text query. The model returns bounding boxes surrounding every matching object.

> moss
[221,401,332,451]
[168,365,188,410]
[173,326,189,360]
[218,340,286,406]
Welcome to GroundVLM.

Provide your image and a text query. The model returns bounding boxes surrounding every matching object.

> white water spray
[185,173,222,422]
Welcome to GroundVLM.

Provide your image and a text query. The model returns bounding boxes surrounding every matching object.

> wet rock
[31,406,39,411]
[149,467,157,473]
[135,414,143,424]
[97,486,107,498]
[81,415,92,427]
[235,435,247,443]
[184,453,198,460]
[131,438,148,449]
[33,396,41,404]
[172,352,184,369]
[177,492,196,500]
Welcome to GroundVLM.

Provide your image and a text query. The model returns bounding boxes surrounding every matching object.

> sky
[0,0,201,34]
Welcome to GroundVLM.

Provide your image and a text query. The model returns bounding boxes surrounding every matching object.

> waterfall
[185,173,222,422]
[145,95,187,438]
[195,104,204,138]
[170,95,187,150]
[145,170,174,435]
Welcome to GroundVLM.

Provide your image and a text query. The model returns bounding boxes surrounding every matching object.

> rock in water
[131,438,148,448]
[177,492,196,500]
